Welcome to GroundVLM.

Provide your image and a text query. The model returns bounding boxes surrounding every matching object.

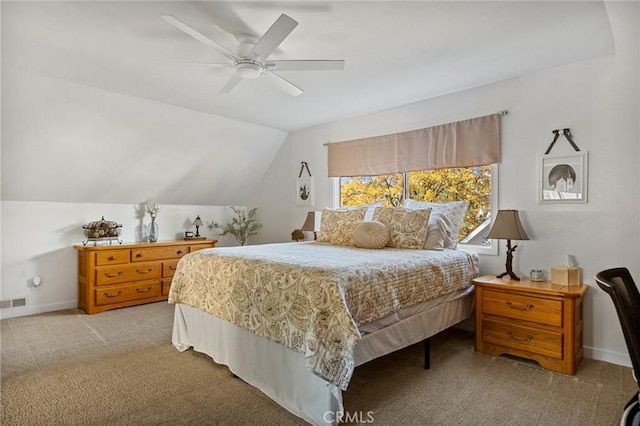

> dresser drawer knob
[176,250,183,255]
[104,272,123,278]
[108,256,117,261]
[507,330,533,343]
[136,253,143,258]
[136,287,152,293]
[103,291,123,298]
[136,269,153,275]
[506,301,534,311]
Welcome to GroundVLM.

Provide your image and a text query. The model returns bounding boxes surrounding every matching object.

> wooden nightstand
[473,275,587,375]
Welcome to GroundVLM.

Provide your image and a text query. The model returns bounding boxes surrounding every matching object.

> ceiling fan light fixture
[236,62,262,79]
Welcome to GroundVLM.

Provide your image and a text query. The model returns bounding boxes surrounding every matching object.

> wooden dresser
[473,275,587,375]
[75,240,216,314]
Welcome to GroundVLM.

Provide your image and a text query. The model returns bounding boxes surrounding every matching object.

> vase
[148,217,159,242]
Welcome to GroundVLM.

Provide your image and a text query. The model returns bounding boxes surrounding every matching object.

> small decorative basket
[82,216,123,246]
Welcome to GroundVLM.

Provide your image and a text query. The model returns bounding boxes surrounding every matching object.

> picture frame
[296,177,314,206]
[538,151,588,203]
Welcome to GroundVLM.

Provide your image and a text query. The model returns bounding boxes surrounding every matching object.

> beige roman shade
[327,113,501,177]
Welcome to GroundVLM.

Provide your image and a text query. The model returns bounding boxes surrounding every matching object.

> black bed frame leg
[424,337,431,370]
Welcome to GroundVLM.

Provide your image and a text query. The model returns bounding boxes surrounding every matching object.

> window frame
[331,164,499,256]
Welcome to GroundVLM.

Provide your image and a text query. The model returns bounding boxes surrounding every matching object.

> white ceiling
[2,1,615,132]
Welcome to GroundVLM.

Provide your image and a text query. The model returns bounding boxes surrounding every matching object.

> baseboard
[0,300,78,320]
[583,345,632,368]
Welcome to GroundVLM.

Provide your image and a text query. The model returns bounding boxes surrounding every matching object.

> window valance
[327,113,501,177]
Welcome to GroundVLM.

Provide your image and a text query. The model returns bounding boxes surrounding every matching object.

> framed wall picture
[539,151,588,203]
[296,177,314,206]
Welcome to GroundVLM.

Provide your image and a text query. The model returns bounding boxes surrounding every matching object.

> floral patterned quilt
[169,241,478,390]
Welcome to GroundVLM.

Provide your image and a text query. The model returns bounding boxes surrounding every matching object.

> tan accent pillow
[317,207,367,246]
[353,221,390,249]
[403,199,469,248]
[372,207,431,249]
[423,212,452,250]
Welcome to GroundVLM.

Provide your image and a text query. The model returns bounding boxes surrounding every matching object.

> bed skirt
[172,286,474,425]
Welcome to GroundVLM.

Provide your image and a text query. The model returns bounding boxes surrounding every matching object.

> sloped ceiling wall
[1,70,287,206]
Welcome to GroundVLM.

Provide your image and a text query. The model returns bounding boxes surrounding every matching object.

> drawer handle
[506,330,533,343]
[108,256,117,261]
[169,265,177,271]
[136,253,143,258]
[103,291,123,298]
[506,301,534,311]
[136,287,152,293]
[136,269,153,274]
[104,272,123,278]
[176,250,183,255]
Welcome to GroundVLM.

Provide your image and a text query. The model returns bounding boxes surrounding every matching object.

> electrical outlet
[30,276,42,291]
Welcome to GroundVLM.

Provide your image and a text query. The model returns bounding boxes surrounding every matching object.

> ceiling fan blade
[248,14,298,60]
[267,60,345,71]
[263,72,303,96]
[161,15,240,62]
[175,62,232,68]
[218,73,244,94]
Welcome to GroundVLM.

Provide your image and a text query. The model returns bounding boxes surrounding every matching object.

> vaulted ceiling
[3,1,614,132]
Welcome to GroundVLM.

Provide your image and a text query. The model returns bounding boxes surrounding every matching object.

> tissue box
[551,266,580,286]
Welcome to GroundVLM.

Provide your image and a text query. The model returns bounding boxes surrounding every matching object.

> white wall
[0,201,248,319]
[255,2,639,366]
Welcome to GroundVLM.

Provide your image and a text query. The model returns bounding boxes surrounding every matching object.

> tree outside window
[339,165,492,242]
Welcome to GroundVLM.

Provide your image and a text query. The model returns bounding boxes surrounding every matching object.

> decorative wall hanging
[539,129,588,203]
[296,161,314,207]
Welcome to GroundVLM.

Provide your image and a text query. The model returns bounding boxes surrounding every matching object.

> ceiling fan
[161,13,345,96]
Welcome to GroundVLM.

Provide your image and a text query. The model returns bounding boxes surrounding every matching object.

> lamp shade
[486,210,529,241]
[192,216,203,227]
[301,212,317,231]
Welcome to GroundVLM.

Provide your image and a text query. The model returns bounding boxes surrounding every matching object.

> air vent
[0,297,27,309]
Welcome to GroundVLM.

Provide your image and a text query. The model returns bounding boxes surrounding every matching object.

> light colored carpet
[1,301,636,425]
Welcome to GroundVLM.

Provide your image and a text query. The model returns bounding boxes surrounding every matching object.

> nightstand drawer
[483,318,563,359]
[483,290,563,327]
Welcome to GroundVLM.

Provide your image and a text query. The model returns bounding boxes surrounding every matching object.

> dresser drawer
[483,290,563,327]
[483,318,563,360]
[95,250,129,266]
[95,263,161,286]
[95,281,161,306]
[162,260,180,278]
[131,245,189,262]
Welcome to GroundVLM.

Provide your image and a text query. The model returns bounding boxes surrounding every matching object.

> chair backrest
[595,267,640,383]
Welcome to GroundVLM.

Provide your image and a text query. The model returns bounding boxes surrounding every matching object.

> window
[335,165,498,254]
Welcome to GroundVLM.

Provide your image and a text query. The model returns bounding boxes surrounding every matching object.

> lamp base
[496,271,520,281]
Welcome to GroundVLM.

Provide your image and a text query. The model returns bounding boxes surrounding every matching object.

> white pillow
[403,199,469,248]
[424,212,452,250]
[353,221,390,249]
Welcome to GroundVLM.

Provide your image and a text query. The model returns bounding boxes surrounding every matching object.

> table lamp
[486,209,530,281]
[301,211,319,240]
[192,215,203,238]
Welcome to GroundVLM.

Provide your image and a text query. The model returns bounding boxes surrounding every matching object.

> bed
[169,240,478,425]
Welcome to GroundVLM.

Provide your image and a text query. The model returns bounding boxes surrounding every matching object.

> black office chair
[595,268,640,426]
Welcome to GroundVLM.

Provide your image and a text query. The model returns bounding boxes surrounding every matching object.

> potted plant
[209,207,262,246]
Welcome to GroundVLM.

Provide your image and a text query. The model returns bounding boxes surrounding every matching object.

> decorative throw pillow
[353,221,390,249]
[403,199,470,248]
[372,207,431,249]
[423,212,452,250]
[317,207,367,246]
